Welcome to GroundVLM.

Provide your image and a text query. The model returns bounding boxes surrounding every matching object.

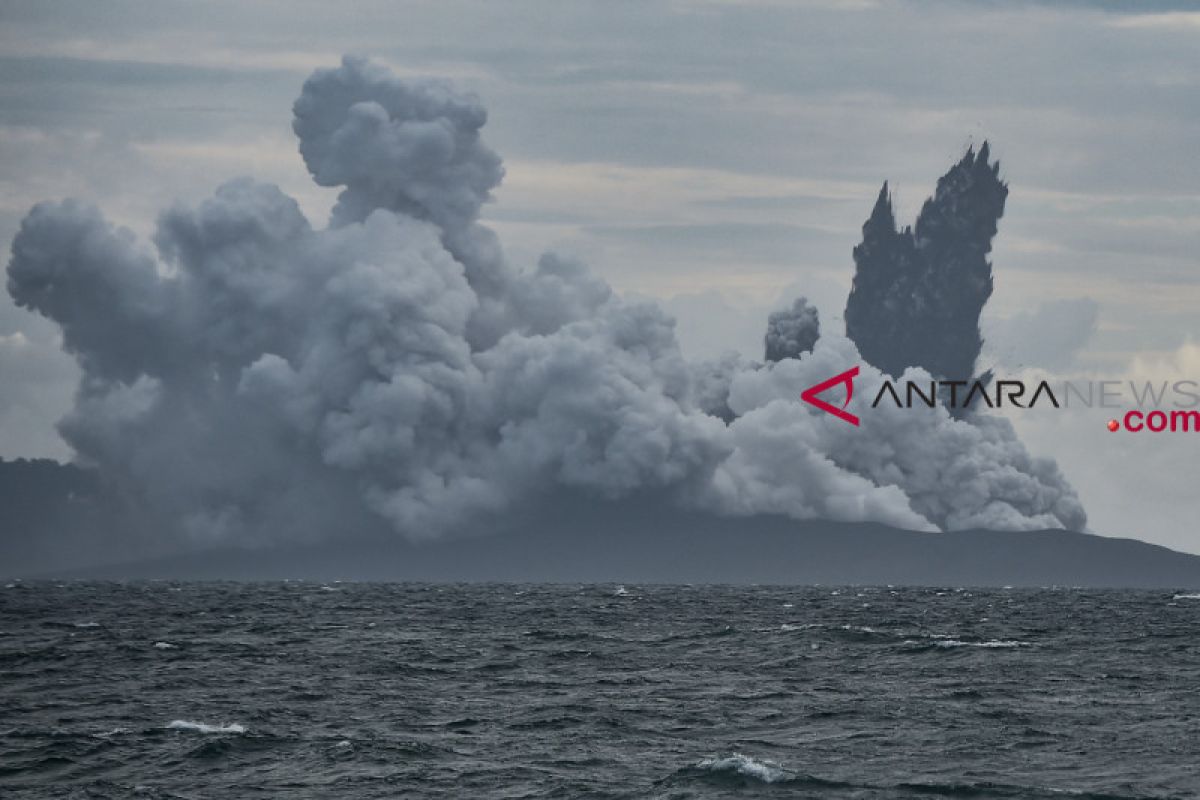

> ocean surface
[1,583,1198,799]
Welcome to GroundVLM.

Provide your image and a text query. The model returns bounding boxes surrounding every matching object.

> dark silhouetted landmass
[0,458,160,576]
[11,493,1199,589]
[2,458,106,571]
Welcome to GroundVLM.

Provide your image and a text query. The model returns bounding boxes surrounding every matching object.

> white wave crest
[93,727,131,739]
[696,753,793,783]
[166,719,246,734]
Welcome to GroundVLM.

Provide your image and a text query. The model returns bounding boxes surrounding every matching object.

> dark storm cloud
[6,57,1086,547]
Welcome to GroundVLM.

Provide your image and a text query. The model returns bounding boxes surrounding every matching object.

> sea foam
[166,720,246,734]
[696,753,793,783]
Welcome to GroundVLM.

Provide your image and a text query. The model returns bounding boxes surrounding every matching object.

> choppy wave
[165,720,246,734]
[674,753,859,792]
[933,639,1029,649]
[1,584,1196,797]
[694,753,794,783]
[93,727,131,739]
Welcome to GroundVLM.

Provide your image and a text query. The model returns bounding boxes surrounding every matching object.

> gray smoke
[764,298,820,363]
[6,58,1084,544]
[718,341,1085,532]
[845,144,1006,381]
[690,351,755,424]
[293,58,504,234]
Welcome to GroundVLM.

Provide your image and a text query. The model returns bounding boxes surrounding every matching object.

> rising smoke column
[6,58,1084,543]
[844,144,1007,381]
[764,298,820,363]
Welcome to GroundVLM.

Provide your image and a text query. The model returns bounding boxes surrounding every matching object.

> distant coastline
[14,498,1200,589]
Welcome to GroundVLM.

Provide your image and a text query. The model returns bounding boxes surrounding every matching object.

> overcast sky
[1,0,1197,551]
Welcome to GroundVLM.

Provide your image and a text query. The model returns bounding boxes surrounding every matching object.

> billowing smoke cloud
[716,337,1085,532]
[845,144,1007,381]
[690,351,755,425]
[764,297,820,363]
[293,58,503,234]
[6,58,1084,544]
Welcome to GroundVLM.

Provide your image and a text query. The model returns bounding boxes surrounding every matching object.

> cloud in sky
[982,297,1100,372]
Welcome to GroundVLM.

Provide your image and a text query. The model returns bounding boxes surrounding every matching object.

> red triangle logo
[801,366,860,426]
